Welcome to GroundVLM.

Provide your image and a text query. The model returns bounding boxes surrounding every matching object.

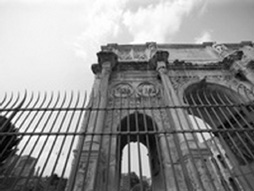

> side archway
[183,81,254,190]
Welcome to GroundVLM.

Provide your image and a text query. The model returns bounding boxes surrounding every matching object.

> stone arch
[113,108,168,133]
[183,81,254,190]
[177,75,250,105]
[183,81,254,164]
[117,112,158,150]
[116,111,164,190]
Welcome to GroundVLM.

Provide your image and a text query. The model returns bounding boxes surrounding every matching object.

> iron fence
[0,88,254,191]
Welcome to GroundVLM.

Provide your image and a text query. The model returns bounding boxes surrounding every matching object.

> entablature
[92,42,254,86]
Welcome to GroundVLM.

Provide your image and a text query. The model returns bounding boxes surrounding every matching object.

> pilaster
[151,51,187,190]
[67,51,117,191]
[154,51,218,191]
[154,51,196,151]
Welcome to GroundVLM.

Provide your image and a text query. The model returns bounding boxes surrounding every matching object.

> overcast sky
[0,0,254,95]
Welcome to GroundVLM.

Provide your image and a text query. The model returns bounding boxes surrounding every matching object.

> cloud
[75,0,206,61]
[73,0,127,63]
[207,0,254,4]
[0,0,86,3]
[194,31,212,43]
[122,0,206,43]
[0,0,208,94]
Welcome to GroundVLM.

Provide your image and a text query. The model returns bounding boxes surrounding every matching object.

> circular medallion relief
[137,82,159,97]
[111,83,133,97]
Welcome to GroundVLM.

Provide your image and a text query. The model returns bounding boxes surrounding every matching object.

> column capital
[154,50,169,62]
[149,50,169,71]
[92,51,118,74]
[97,51,117,68]
[156,51,169,73]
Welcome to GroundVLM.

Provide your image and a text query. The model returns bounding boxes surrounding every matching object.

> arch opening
[120,142,151,190]
[184,82,254,166]
[117,112,161,190]
[121,142,150,177]
[188,115,213,143]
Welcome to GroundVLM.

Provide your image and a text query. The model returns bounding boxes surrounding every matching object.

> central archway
[116,112,162,190]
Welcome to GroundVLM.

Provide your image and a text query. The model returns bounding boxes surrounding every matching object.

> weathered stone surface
[68,42,254,191]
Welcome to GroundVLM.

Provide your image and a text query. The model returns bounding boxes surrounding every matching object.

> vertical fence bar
[56,92,87,191]
[153,96,170,190]
[8,93,52,190]
[21,92,67,191]
[187,91,234,190]
[218,91,254,164]
[2,93,40,178]
[81,91,101,191]
[193,88,241,187]
[133,98,144,191]
[1,85,254,191]
[105,91,115,191]
[140,95,156,191]
[67,92,93,191]
[116,94,123,191]
[202,89,253,190]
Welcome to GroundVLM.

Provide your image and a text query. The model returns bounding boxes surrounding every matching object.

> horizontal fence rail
[0,89,254,191]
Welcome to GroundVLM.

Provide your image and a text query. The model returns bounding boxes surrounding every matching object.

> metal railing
[0,88,254,191]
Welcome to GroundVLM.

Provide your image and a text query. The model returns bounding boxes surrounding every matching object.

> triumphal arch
[67,42,254,191]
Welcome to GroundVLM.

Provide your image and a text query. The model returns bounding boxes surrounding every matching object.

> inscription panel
[137,82,159,97]
[111,82,160,97]
[111,83,133,97]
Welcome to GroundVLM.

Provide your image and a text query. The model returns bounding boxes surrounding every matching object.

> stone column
[152,51,190,190]
[107,137,118,191]
[91,51,116,143]
[67,52,117,191]
[154,51,196,154]
[153,51,217,191]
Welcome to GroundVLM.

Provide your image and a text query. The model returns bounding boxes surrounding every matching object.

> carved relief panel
[105,78,173,134]
[110,81,160,98]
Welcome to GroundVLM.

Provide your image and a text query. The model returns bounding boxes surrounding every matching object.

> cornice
[92,43,254,73]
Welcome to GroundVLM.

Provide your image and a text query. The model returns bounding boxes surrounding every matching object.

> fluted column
[154,51,217,191]
[151,51,188,190]
[154,51,196,152]
[91,51,116,143]
[86,51,117,191]
[67,51,117,191]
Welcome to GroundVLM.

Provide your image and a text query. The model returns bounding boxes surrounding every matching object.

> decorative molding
[170,76,200,93]
[113,61,154,71]
[212,43,230,57]
[137,82,159,97]
[111,83,134,98]
[91,63,101,74]
[110,81,160,98]
[102,42,158,62]
[91,51,118,74]
[236,83,254,100]
[117,47,149,62]
[169,74,237,99]
[97,51,118,66]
